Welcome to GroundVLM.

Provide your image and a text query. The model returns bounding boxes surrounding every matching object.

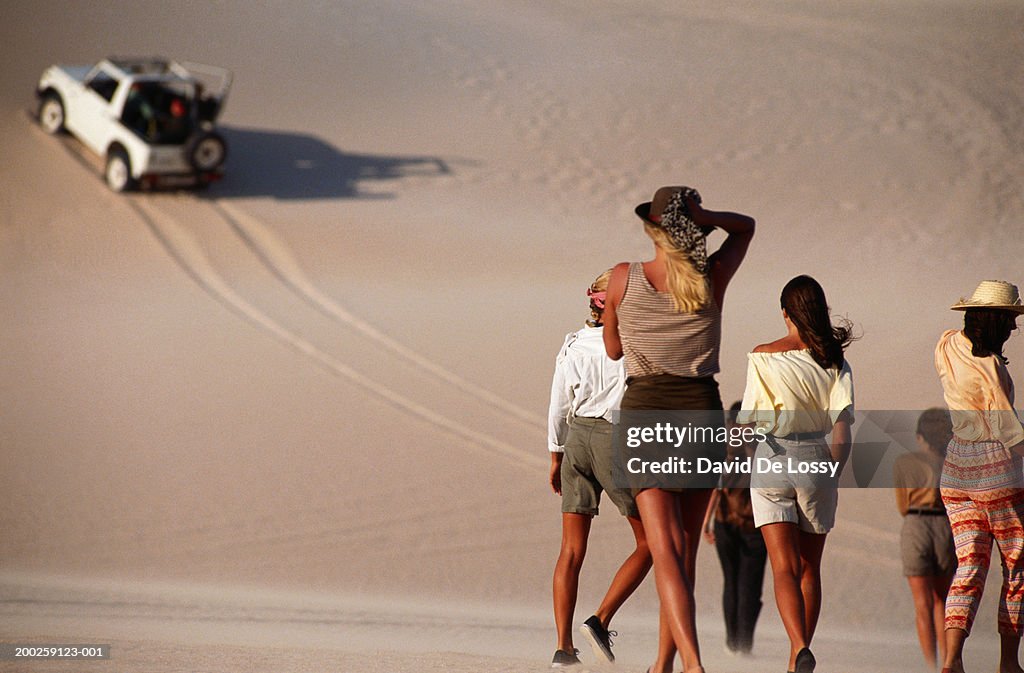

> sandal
[794,647,816,673]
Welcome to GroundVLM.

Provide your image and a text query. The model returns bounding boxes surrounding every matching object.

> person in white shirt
[548,269,652,668]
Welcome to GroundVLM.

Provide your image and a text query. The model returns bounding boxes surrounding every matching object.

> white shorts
[750,436,838,534]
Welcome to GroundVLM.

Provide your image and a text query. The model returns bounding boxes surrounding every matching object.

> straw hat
[950,280,1024,314]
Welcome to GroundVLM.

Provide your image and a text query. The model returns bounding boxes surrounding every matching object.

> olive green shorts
[561,417,639,518]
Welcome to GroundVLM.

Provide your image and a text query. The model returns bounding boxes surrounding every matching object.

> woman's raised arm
[687,196,755,307]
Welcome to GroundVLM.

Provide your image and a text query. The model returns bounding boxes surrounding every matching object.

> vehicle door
[66,64,123,154]
[179,62,232,123]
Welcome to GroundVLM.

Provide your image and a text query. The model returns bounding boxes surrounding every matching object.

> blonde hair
[587,268,614,327]
[643,223,710,312]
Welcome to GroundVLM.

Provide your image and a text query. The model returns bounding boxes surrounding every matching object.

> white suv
[36,57,232,192]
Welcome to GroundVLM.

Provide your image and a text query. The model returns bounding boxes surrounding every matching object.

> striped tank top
[618,262,721,379]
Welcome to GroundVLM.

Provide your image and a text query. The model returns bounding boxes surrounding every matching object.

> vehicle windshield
[121,80,195,145]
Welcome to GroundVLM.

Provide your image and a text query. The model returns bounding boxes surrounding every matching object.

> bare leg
[907,576,938,668]
[932,573,953,665]
[647,490,712,673]
[594,515,653,627]
[941,627,967,673]
[761,522,808,671]
[553,512,592,652]
[649,602,677,673]
[798,530,827,643]
[680,490,712,673]
[636,488,704,672]
[681,490,713,585]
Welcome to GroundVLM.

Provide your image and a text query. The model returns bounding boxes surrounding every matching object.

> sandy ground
[2,1,1023,671]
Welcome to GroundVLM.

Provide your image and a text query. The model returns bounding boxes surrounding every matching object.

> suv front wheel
[38,92,66,135]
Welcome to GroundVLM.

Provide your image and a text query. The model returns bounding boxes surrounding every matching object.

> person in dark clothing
[703,400,767,655]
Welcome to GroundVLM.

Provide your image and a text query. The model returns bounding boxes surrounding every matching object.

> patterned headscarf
[658,187,708,274]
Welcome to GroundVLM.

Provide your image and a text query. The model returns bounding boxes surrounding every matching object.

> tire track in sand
[208,199,545,428]
[126,196,546,471]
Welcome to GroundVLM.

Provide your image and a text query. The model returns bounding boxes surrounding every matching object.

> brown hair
[916,407,953,456]
[780,275,854,370]
[963,308,1016,365]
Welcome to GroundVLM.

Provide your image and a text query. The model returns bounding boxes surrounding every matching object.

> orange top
[934,329,1024,448]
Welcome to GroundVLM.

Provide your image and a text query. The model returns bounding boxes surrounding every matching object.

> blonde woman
[548,270,652,667]
[935,280,1024,673]
[604,186,755,673]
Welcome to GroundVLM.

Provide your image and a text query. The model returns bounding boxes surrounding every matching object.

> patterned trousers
[940,437,1024,636]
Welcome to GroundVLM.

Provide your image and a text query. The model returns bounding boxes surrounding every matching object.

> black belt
[906,508,946,516]
[765,432,827,456]
[774,431,827,441]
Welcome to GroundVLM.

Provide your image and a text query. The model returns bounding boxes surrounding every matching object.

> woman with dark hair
[738,275,855,673]
[935,280,1024,673]
[603,186,755,673]
[893,408,956,669]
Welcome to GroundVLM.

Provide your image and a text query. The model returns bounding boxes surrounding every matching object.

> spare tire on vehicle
[186,131,227,172]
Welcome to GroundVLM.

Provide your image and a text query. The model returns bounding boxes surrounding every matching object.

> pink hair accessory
[587,288,606,309]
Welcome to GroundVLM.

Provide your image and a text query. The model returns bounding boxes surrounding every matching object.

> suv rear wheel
[105,148,137,193]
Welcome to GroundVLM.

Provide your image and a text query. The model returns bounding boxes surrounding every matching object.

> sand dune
[2,1,1022,671]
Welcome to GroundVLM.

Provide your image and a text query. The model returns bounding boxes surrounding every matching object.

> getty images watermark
[610,409,1016,490]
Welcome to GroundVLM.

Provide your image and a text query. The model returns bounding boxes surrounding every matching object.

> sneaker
[579,615,616,663]
[551,648,580,668]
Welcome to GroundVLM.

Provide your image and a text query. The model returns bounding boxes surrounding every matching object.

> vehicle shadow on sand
[206,126,457,200]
